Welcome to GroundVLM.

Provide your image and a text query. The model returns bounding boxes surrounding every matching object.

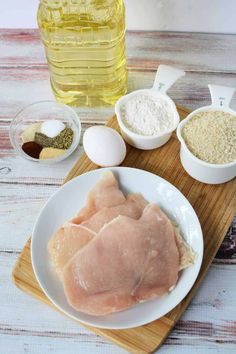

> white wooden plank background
[0,29,235,354]
[2,0,236,33]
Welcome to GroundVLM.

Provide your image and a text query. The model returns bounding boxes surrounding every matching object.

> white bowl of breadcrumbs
[177,85,236,184]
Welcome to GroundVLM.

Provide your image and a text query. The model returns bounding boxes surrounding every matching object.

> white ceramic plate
[31,167,203,329]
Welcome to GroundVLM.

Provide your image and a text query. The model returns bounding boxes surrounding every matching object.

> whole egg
[83,126,126,167]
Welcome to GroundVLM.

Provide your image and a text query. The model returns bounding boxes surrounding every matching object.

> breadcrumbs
[182,110,236,164]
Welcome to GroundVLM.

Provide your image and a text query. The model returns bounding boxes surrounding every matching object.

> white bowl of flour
[115,65,185,150]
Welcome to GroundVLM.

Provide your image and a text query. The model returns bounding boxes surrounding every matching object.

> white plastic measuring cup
[177,84,236,184]
[115,65,185,150]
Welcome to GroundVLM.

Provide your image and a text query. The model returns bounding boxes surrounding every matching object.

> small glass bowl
[9,101,81,164]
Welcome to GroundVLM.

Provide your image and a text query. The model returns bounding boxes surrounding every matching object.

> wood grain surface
[12,106,236,353]
[1,29,236,354]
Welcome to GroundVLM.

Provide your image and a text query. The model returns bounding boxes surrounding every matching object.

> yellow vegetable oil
[37,0,127,107]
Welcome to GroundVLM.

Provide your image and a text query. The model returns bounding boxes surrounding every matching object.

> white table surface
[0,29,235,354]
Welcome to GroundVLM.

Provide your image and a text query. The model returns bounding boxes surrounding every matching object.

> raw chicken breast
[48,193,147,276]
[48,224,95,277]
[81,193,147,232]
[63,204,180,316]
[174,228,195,270]
[71,171,126,224]
[48,171,125,275]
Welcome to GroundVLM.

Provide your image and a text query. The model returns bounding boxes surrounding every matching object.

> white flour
[121,94,174,136]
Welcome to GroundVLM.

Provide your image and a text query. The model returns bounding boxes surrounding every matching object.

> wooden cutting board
[12,105,236,354]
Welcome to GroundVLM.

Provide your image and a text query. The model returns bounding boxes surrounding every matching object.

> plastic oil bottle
[37,0,127,107]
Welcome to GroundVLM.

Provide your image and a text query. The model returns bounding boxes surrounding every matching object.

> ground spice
[22,141,43,159]
[34,132,53,147]
[21,122,41,143]
[39,147,66,160]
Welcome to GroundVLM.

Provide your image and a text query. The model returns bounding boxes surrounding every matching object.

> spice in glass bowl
[21,122,42,143]
[22,141,43,159]
[52,128,74,149]
[41,120,65,138]
[34,132,53,147]
[20,120,74,160]
[35,127,74,150]
[39,147,66,160]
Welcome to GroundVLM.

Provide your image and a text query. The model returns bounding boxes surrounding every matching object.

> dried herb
[51,128,74,149]
[34,127,73,150]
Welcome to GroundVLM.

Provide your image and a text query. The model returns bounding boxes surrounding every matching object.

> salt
[41,120,65,138]
[121,94,174,136]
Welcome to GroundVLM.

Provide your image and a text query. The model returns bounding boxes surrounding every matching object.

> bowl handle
[208,84,235,109]
[153,65,185,94]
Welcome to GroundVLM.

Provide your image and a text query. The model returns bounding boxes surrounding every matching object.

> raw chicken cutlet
[48,172,147,276]
[63,204,183,316]
[81,193,147,233]
[48,171,195,316]
[71,171,126,224]
[48,224,95,278]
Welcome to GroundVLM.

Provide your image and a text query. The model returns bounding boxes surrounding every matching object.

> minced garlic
[182,110,236,164]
